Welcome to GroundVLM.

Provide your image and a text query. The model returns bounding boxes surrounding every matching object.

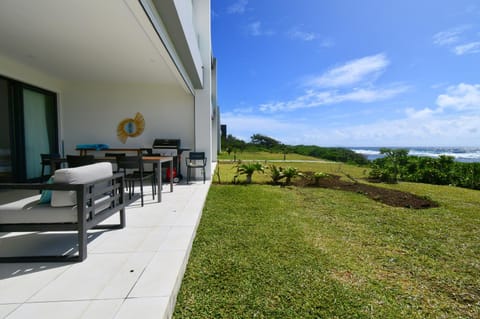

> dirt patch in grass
[295,172,438,209]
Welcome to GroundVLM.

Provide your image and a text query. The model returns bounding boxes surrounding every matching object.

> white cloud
[246,21,274,36]
[221,112,295,142]
[222,109,480,147]
[340,87,407,103]
[233,106,255,113]
[307,53,389,88]
[223,83,480,147]
[433,25,480,56]
[287,27,317,41]
[328,114,480,146]
[257,54,404,113]
[247,21,261,36]
[437,83,480,110]
[454,41,480,55]
[227,0,248,14]
[405,107,438,119]
[433,28,465,46]
[287,27,334,47]
[259,85,408,113]
[319,38,335,48]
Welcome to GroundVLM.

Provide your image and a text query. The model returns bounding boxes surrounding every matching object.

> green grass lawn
[218,150,324,161]
[174,162,480,318]
[215,160,368,185]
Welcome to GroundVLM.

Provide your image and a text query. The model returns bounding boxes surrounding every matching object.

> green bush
[234,161,264,184]
[369,148,480,190]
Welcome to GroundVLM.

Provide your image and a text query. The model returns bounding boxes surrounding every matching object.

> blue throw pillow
[39,177,54,204]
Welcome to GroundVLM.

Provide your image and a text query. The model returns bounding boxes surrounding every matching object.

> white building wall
[0,54,64,93]
[61,82,194,171]
[173,0,203,81]
[0,0,215,180]
[211,58,219,161]
[193,0,213,179]
[0,54,199,176]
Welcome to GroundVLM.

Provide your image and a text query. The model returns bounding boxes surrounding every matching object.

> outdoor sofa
[0,162,126,262]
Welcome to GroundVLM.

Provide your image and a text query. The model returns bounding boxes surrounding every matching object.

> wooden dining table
[142,156,174,202]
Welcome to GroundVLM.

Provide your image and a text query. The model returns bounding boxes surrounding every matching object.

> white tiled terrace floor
[0,178,211,319]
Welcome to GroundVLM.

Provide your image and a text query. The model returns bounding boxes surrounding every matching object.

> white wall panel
[61,83,194,155]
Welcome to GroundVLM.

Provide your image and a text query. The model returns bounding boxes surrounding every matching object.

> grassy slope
[215,161,367,185]
[174,162,480,318]
[218,151,323,161]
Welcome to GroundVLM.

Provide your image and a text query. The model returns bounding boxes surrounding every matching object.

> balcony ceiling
[0,0,181,85]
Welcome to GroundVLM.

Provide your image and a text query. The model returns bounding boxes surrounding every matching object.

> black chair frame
[40,153,61,182]
[66,155,96,168]
[116,156,155,206]
[186,152,207,184]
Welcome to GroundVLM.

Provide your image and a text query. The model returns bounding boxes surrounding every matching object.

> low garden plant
[233,161,264,184]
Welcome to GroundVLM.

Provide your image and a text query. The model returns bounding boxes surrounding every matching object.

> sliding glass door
[0,78,12,181]
[23,88,57,179]
[0,76,58,182]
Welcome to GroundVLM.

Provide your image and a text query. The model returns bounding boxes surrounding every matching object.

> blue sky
[212,0,480,147]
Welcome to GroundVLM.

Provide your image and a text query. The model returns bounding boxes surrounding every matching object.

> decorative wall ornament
[117,112,145,144]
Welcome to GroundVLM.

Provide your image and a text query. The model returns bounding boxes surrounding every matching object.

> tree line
[222,133,368,165]
[369,148,480,190]
[222,135,480,190]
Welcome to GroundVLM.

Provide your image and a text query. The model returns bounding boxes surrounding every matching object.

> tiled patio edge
[163,179,212,319]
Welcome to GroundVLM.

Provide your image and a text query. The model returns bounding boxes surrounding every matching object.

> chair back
[105,152,126,159]
[188,152,205,161]
[66,155,95,168]
[116,156,144,174]
[41,153,61,165]
[105,153,126,173]
[185,152,207,183]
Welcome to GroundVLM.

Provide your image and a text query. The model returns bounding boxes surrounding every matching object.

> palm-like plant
[314,171,329,185]
[268,164,285,184]
[235,162,264,184]
[282,167,303,185]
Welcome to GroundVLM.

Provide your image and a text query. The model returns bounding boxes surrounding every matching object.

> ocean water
[350,147,480,163]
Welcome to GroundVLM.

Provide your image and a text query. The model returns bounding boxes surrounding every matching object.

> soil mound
[295,173,438,209]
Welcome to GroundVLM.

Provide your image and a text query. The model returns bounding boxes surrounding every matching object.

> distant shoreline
[350,146,480,163]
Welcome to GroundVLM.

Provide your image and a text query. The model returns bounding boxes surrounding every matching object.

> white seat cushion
[51,162,113,207]
[0,195,113,224]
[0,195,77,223]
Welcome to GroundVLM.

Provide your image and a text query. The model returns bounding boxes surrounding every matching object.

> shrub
[282,167,303,185]
[314,172,329,185]
[268,164,285,185]
[234,161,264,184]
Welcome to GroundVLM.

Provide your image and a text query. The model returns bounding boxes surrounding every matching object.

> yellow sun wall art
[117,112,145,143]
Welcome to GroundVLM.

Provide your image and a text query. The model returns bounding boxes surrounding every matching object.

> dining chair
[66,155,95,168]
[40,153,61,182]
[185,152,207,184]
[105,153,126,172]
[116,155,155,206]
[140,148,157,180]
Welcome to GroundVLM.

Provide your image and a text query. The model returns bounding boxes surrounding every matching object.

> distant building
[221,125,227,138]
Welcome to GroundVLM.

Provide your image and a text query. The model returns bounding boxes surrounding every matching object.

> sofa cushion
[0,194,113,224]
[0,195,77,223]
[51,162,113,207]
[39,177,54,204]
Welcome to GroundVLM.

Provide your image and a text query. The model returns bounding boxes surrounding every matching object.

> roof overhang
[0,0,192,93]
[149,0,204,89]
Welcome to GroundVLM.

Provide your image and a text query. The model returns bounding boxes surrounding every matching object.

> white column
[193,0,213,179]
